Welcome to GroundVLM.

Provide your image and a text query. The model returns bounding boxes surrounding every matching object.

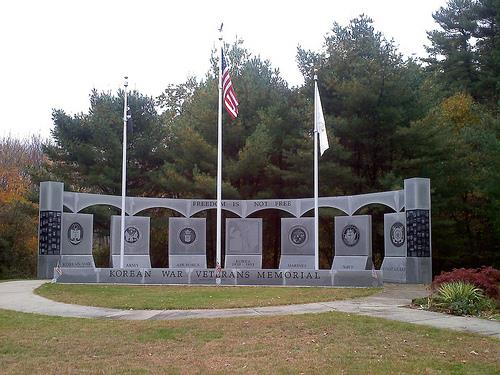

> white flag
[314,83,329,155]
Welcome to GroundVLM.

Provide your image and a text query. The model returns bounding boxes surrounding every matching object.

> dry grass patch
[35,284,379,310]
[0,309,499,374]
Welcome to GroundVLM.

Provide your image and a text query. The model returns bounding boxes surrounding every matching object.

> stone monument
[279,218,315,269]
[168,217,207,268]
[38,177,430,285]
[332,215,373,270]
[60,212,95,268]
[225,218,262,269]
[110,215,151,268]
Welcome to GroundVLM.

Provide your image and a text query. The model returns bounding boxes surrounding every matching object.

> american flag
[51,260,63,283]
[222,50,239,119]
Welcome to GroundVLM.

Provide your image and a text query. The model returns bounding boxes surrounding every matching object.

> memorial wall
[37,178,432,285]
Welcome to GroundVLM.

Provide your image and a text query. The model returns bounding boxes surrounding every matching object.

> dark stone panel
[39,211,61,255]
[406,210,430,257]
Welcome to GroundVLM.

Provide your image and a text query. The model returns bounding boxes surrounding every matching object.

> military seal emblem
[179,227,196,245]
[290,226,307,246]
[390,222,405,247]
[68,222,83,245]
[124,226,140,244]
[342,224,360,247]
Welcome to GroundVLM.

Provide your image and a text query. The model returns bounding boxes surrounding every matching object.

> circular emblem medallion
[390,222,405,247]
[124,226,140,244]
[68,222,83,245]
[342,224,360,247]
[179,227,196,245]
[289,226,308,246]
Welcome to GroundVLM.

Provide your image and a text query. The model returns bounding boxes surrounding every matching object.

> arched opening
[301,207,346,269]
[197,207,240,268]
[74,204,120,268]
[247,208,295,269]
[133,207,184,268]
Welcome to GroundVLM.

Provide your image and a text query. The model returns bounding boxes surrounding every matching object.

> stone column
[37,181,64,278]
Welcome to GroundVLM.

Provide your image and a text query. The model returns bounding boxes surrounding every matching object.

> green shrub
[433,282,495,316]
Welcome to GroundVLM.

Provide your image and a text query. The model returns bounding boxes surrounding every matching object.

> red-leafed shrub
[432,267,500,300]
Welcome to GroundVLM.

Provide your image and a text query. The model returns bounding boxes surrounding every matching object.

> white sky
[0,0,447,139]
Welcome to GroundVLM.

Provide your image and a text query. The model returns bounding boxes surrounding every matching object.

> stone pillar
[38,181,64,279]
[225,218,262,269]
[332,215,373,271]
[381,178,432,283]
[168,217,207,268]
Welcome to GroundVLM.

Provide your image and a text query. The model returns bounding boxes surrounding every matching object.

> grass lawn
[35,284,379,310]
[0,309,498,374]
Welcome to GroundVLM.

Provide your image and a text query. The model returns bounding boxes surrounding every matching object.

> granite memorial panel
[110,215,151,268]
[381,212,408,282]
[279,218,315,269]
[384,212,406,257]
[168,218,207,268]
[60,213,95,268]
[332,215,372,270]
[225,218,262,269]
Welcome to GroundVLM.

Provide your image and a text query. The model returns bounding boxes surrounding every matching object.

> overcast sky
[0,0,448,139]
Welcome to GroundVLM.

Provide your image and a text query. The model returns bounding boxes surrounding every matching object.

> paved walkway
[0,280,499,338]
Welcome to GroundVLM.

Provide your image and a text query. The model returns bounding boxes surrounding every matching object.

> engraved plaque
[406,210,430,257]
[39,211,62,255]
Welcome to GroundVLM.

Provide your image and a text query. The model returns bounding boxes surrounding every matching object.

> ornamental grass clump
[431,281,495,316]
[432,266,500,299]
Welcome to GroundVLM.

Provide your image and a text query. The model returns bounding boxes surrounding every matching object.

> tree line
[1,0,499,278]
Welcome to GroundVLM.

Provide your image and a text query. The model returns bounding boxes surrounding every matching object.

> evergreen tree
[297,16,426,193]
[45,90,166,196]
[156,41,307,200]
[395,93,500,269]
[43,90,169,266]
[156,41,326,266]
[424,0,500,105]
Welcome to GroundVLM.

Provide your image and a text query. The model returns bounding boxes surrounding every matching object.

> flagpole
[119,76,128,269]
[313,74,319,271]
[216,28,223,275]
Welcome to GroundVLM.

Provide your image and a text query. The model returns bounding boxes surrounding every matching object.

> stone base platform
[55,268,384,287]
